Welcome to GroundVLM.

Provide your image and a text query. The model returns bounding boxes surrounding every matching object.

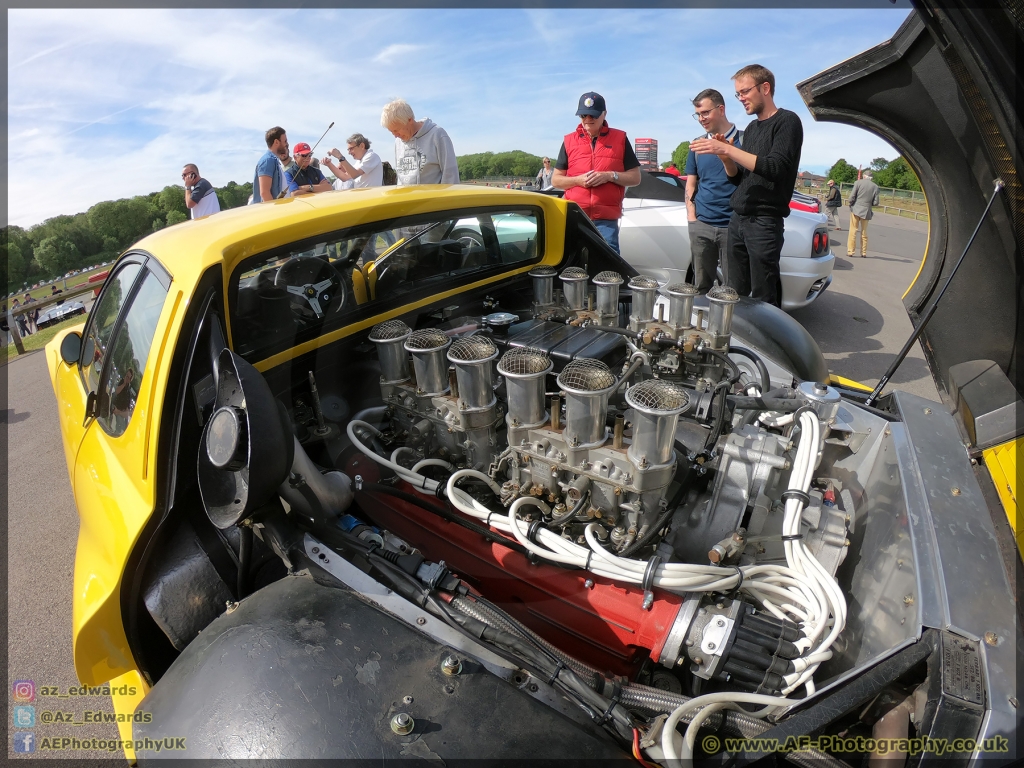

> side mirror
[60,331,82,365]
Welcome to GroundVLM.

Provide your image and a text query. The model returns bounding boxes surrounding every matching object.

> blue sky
[8,6,912,228]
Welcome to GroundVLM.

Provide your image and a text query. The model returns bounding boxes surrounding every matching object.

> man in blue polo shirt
[684,89,742,292]
[251,126,290,203]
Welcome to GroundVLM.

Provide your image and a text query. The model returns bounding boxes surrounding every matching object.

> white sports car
[619,171,835,310]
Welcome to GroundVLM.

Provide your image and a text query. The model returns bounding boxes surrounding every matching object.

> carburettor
[369,320,502,469]
[498,349,689,550]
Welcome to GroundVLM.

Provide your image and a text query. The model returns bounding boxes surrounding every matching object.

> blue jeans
[592,218,620,254]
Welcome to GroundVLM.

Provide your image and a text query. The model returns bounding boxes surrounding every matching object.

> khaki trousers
[847,213,869,256]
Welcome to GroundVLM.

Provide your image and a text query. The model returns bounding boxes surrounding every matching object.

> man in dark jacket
[824,179,842,230]
[692,64,803,308]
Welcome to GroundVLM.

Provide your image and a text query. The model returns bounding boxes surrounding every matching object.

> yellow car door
[51,259,178,685]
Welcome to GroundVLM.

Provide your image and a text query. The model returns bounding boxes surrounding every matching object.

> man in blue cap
[552,92,641,253]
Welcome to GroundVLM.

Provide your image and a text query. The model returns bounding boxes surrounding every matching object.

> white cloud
[7,7,914,228]
[373,44,426,64]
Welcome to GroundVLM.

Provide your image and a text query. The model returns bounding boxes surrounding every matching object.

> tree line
[826,156,921,191]
[3,149,922,294]
[4,181,252,292]
[457,151,548,180]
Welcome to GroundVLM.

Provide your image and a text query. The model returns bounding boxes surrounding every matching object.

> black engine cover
[134,574,625,761]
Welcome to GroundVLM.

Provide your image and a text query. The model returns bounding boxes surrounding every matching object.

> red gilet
[563,123,627,221]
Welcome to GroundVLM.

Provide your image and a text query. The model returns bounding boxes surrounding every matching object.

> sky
[8,5,914,229]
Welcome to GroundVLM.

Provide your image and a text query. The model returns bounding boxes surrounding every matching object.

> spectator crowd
[173,66,833,310]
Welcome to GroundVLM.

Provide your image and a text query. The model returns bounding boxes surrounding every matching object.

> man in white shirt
[182,164,222,218]
[323,133,383,189]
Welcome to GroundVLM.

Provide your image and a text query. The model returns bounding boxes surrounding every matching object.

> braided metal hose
[447,597,849,768]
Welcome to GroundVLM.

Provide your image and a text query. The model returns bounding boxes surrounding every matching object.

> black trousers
[726,213,784,308]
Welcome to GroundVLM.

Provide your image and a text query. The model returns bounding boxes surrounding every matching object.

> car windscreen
[229,205,543,364]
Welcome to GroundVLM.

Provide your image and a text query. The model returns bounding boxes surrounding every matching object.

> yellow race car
[47,8,1021,762]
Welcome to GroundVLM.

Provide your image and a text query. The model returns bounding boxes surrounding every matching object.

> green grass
[3,315,87,363]
[9,265,110,303]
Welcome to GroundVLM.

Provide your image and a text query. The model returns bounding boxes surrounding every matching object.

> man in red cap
[285,142,333,195]
[552,91,641,253]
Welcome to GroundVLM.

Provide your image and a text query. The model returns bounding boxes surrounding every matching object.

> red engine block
[347,457,683,677]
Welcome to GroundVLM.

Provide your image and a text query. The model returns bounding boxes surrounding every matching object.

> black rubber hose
[550,493,588,526]
[617,463,693,558]
[729,344,771,395]
[736,387,794,427]
[359,483,533,557]
[702,347,742,383]
[237,526,253,599]
[728,395,804,412]
[704,382,733,450]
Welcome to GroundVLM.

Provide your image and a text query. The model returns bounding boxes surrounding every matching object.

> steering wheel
[274,256,347,321]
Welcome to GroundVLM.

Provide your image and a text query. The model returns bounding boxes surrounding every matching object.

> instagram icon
[12,680,35,703]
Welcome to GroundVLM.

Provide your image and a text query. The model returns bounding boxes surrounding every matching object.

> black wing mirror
[59,331,83,365]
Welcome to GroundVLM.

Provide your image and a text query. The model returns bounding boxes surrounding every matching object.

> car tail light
[813,233,822,253]
[823,233,829,251]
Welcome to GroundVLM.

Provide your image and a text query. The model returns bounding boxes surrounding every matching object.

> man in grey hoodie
[381,99,460,186]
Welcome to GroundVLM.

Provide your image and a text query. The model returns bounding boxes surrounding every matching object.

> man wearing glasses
[285,142,334,196]
[552,92,641,254]
[692,65,803,308]
[684,89,742,293]
[323,133,384,189]
[182,164,221,219]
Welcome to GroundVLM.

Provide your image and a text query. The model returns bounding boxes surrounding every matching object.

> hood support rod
[865,178,1005,407]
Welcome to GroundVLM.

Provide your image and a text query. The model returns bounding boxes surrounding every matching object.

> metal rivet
[903,594,914,605]
[984,632,998,646]
[225,601,238,614]
[924,408,932,415]
[951,487,961,496]
[584,579,595,589]
[390,712,414,735]
[402,696,414,705]
[717,619,725,627]
[707,642,716,650]
[416,617,427,625]
[312,546,320,554]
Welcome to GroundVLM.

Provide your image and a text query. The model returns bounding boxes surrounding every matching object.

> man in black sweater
[691,64,803,308]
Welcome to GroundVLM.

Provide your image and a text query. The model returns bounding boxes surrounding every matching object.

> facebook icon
[13,732,35,753]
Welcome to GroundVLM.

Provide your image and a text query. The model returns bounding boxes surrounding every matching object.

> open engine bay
[181,262,972,765]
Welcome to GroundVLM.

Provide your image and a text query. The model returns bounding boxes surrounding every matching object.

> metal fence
[796,178,929,221]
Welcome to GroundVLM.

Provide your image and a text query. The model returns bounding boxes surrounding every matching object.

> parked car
[790,189,822,214]
[44,4,1020,762]
[35,299,87,329]
[619,171,834,310]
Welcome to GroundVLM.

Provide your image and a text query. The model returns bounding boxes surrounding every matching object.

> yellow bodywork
[827,374,873,393]
[44,186,572,759]
[984,436,1022,560]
